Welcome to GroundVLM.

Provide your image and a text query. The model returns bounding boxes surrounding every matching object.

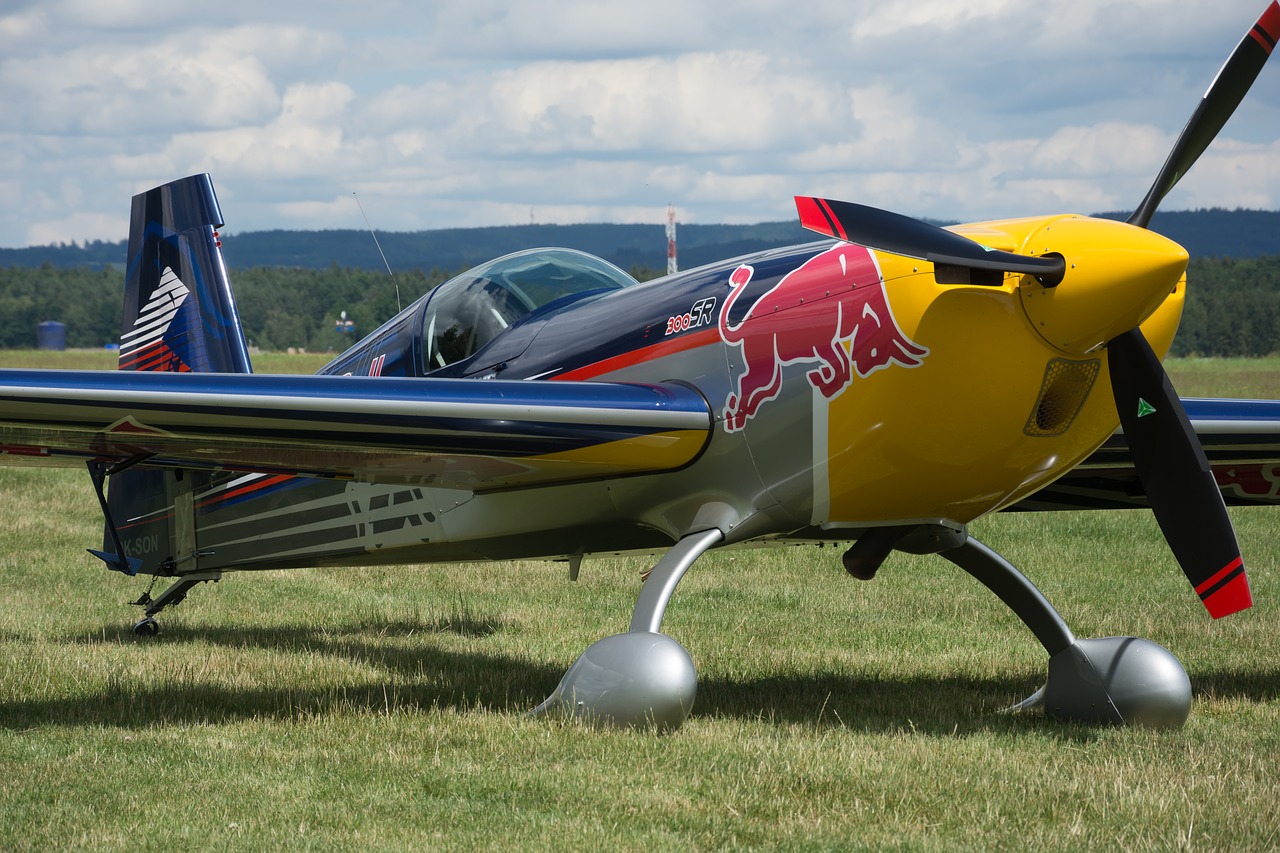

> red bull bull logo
[718,244,929,432]
[1215,464,1280,501]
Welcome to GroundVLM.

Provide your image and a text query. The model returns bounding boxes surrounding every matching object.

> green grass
[0,356,1278,849]
[1166,355,1280,398]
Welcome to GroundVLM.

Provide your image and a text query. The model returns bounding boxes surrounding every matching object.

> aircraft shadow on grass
[2,621,1275,738]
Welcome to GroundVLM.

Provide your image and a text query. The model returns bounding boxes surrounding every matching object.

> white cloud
[851,0,1026,41]
[483,52,848,155]
[0,0,1277,248]
[26,211,128,247]
[1174,138,1280,210]
[110,82,357,180]
[1026,123,1172,180]
[47,0,188,30]
[0,38,281,134]
[0,6,49,51]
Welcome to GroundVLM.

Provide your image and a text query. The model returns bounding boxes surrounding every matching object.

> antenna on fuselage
[353,191,401,312]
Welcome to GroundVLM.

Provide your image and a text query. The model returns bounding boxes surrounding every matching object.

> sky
[2,0,1279,249]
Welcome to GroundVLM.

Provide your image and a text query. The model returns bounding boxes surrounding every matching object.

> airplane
[2,4,1280,733]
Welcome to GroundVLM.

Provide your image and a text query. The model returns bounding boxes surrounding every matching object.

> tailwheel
[132,616,160,637]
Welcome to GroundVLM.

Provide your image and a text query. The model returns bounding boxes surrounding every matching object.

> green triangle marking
[1136,398,1157,418]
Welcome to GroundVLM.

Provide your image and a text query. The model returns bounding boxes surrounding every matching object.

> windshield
[422,248,637,371]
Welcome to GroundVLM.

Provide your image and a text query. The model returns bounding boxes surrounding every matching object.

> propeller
[795,196,1066,285]
[1130,2,1280,229]
[1108,328,1250,617]
[1104,1,1276,617]
[795,2,1278,618]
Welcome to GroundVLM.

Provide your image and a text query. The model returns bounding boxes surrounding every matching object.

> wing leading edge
[0,370,712,491]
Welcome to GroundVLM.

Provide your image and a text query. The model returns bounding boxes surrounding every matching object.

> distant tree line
[0,263,451,353]
[0,222,812,276]
[0,256,1277,356]
[6,208,1278,273]
[1171,256,1280,357]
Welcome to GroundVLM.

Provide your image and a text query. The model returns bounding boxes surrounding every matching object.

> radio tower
[666,203,678,275]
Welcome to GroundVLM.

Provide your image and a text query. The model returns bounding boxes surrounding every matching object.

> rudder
[100,174,252,576]
[118,173,252,374]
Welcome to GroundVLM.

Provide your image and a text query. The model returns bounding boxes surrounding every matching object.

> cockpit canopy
[422,248,637,371]
[321,248,639,379]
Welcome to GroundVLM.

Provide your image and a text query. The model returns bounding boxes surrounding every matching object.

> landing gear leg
[130,571,221,637]
[940,537,1191,728]
[532,528,723,730]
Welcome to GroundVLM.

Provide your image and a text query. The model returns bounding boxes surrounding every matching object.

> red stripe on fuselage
[0,444,50,457]
[553,327,720,381]
[198,473,294,509]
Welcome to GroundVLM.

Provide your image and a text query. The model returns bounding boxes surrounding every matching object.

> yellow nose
[1018,216,1189,355]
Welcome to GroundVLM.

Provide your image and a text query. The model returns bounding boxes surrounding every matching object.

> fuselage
[149,214,1187,574]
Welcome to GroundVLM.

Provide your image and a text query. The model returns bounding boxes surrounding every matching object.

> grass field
[1,353,1278,850]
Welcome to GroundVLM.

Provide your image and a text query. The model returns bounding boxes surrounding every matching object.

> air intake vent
[1025,358,1100,437]
[934,264,1004,286]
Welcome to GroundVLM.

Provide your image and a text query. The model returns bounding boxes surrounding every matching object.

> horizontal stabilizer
[86,549,143,576]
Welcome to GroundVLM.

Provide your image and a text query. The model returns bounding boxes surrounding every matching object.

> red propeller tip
[1198,556,1253,618]
[1251,2,1280,54]
[794,196,847,241]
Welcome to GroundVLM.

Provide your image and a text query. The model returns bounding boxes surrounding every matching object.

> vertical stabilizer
[119,173,252,374]
[102,174,251,575]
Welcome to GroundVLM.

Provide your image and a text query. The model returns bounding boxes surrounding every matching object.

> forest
[1,254,1276,357]
[4,208,1277,273]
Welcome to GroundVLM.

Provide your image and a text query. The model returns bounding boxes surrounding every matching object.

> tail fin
[101,174,251,576]
[118,173,252,374]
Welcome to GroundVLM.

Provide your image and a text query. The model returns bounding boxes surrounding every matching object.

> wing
[1011,398,1280,511]
[0,370,712,491]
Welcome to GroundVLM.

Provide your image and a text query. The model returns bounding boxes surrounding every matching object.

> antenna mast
[353,191,401,312]
[666,203,678,275]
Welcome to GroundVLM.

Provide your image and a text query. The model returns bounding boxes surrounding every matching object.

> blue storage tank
[36,321,66,351]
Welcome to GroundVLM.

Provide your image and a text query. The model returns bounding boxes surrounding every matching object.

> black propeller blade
[1130,2,1280,229]
[1108,329,1251,618]
[1106,3,1278,617]
[795,196,1066,285]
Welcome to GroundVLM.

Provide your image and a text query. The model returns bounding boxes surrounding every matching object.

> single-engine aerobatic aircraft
[3,5,1280,732]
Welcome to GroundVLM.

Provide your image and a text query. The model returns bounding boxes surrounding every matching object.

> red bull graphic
[718,244,929,432]
[1215,464,1280,501]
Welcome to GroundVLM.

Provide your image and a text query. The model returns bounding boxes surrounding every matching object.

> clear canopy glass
[422,248,637,371]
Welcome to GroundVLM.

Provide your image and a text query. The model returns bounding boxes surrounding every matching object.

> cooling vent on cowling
[933,264,1004,286]
[1025,358,1101,437]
